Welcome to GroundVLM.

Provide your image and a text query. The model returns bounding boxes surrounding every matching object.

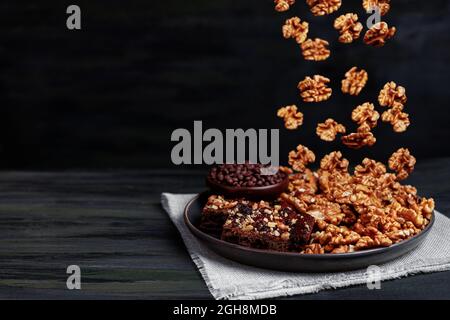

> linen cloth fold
[161,193,450,300]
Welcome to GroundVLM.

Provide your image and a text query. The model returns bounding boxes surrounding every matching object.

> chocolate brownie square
[199,195,252,237]
[221,201,316,252]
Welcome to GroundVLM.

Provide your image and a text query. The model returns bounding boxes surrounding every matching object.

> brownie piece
[199,195,251,237]
[291,210,315,246]
[221,201,316,252]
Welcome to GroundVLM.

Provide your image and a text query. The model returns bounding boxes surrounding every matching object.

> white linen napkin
[161,193,450,300]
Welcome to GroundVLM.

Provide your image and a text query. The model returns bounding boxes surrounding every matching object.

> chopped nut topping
[382,107,410,133]
[274,0,296,12]
[351,102,380,128]
[378,81,407,109]
[277,105,304,130]
[334,13,363,44]
[297,75,332,103]
[388,148,416,180]
[288,144,316,172]
[316,119,346,142]
[342,67,368,96]
[364,22,396,47]
[301,38,331,61]
[362,0,391,16]
[282,17,309,44]
[306,0,342,16]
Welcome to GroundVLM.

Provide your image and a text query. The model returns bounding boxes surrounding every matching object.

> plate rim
[184,191,435,259]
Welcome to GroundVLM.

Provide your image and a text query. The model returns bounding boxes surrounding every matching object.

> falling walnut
[389,148,416,180]
[341,125,376,149]
[334,13,363,44]
[298,75,332,102]
[288,144,316,172]
[364,22,396,47]
[382,107,410,132]
[306,0,342,16]
[277,105,304,130]
[351,102,380,129]
[378,81,407,108]
[354,158,387,178]
[301,38,331,61]
[362,0,391,16]
[316,119,346,142]
[319,151,349,174]
[274,0,296,12]
[342,67,368,96]
[282,17,309,44]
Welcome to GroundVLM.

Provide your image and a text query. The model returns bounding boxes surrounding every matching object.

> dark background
[0,0,449,169]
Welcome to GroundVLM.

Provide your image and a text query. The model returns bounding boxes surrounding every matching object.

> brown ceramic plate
[184,192,435,272]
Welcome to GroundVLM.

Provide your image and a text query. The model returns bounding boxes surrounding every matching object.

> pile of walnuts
[281,146,434,254]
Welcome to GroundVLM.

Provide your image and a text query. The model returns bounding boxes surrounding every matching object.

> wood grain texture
[0,158,449,299]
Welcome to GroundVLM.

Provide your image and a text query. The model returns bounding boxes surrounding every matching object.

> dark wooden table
[1,158,450,299]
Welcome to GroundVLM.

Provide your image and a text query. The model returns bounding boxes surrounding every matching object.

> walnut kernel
[282,17,309,44]
[382,107,410,133]
[306,0,342,16]
[298,75,332,103]
[288,144,316,172]
[275,0,296,12]
[351,102,380,128]
[334,13,363,44]
[341,126,376,149]
[362,0,391,16]
[301,38,331,61]
[342,67,368,96]
[277,105,304,130]
[388,148,416,180]
[378,81,407,109]
[364,22,396,47]
[316,119,346,142]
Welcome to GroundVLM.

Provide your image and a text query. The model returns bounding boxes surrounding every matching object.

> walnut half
[288,145,316,172]
[382,107,410,133]
[342,67,368,96]
[334,13,363,44]
[306,0,342,16]
[388,148,416,180]
[275,0,296,12]
[341,125,376,149]
[298,75,332,103]
[282,17,309,44]
[351,102,380,129]
[378,81,407,109]
[301,38,331,61]
[316,119,346,142]
[362,0,391,16]
[364,22,396,47]
[277,105,304,130]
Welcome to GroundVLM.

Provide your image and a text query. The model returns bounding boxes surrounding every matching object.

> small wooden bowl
[205,174,289,200]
